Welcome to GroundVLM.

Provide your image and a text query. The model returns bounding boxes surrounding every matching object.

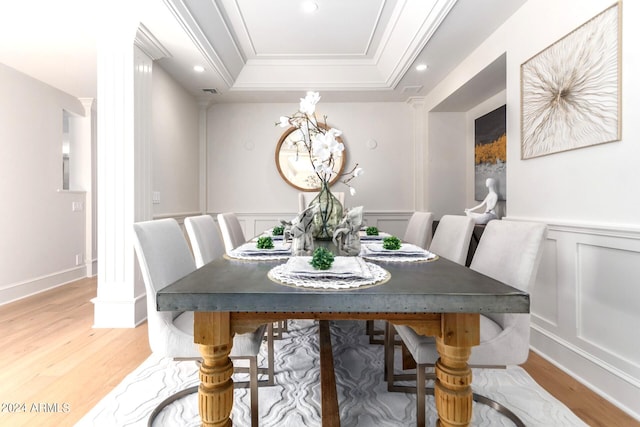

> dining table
[156,237,529,427]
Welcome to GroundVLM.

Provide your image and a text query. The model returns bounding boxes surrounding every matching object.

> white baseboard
[531,327,640,422]
[91,292,147,328]
[0,266,87,306]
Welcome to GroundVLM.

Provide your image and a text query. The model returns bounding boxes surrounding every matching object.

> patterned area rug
[76,320,587,427]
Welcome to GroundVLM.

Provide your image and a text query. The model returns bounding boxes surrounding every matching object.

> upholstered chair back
[469,220,547,365]
[132,218,199,357]
[185,215,225,267]
[470,220,547,293]
[403,212,434,249]
[429,215,475,265]
[217,212,246,255]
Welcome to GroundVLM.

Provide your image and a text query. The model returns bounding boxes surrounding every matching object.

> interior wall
[421,0,640,419]
[151,65,200,218]
[206,101,415,216]
[0,63,87,305]
[426,112,466,219]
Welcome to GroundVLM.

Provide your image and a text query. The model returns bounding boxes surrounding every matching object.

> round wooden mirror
[275,125,346,191]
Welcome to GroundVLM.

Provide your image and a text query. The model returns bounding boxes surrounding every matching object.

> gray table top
[157,252,529,315]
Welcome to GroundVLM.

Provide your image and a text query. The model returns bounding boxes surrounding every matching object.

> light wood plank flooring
[0,277,637,426]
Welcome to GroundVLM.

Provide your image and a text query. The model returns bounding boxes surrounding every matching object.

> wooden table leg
[434,313,479,427]
[319,320,340,427]
[195,312,234,427]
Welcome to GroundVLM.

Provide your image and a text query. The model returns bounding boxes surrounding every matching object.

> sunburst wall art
[520,2,621,159]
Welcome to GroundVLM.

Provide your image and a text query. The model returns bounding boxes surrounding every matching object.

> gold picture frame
[520,2,621,159]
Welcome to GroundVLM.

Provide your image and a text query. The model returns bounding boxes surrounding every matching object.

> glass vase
[311,182,344,240]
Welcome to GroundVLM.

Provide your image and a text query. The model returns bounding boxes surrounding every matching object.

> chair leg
[147,385,198,427]
[266,322,275,385]
[416,363,426,427]
[272,320,288,340]
[250,355,259,427]
[367,319,387,344]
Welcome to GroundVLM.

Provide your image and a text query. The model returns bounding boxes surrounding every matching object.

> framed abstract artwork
[475,105,506,201]
[520,2,621,159]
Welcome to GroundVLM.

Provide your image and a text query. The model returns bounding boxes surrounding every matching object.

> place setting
[228,236,292,261]
[268,247,390,290]
[360,235,438,262]
[358,225,392,241]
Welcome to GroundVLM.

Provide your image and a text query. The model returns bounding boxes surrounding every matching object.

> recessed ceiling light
[302,1,318,13]
[415,64,428,72]
[193,65,205,73]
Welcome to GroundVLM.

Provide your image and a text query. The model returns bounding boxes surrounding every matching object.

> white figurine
[290,205,317,255]
[333,206,363,256]
[465,178,499,224]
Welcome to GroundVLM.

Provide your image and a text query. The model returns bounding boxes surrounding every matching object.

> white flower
[299,91,321,115]
[353,167,364,177]
[312,132,341,161]
[349,186,356,196]
[327,127,342,138]
[278,116,290,127]
[314,162,333,177]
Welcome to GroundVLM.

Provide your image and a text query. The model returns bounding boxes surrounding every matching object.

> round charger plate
[267,261,390,290]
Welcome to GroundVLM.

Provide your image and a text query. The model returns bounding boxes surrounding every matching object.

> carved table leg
[195,312,234,427]
[434,313,479,427]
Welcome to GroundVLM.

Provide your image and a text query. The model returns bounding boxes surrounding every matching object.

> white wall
[206,101,416,234]
[422,0,640,419]
[426,112,466,218]
[0,63,87,304]
[151,65,200,217]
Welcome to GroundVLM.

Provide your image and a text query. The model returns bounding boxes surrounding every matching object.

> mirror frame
[275,124,346,191]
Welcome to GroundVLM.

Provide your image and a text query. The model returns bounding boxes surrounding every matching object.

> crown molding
[134,24,172,60]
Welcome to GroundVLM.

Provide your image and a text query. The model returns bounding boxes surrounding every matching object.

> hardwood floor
[0,277,637,426]
[0,278,151,427]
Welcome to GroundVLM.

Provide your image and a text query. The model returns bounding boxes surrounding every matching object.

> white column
[92,11,151,328]
[77,98,97,276]
[407,97,426,211]
[198,100,211,213]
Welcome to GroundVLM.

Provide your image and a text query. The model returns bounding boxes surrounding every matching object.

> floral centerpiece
[277,91,363,239]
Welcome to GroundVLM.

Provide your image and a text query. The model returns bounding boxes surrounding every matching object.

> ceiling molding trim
[231,63,390,91]
[209,0,248,63]
[229,0,258,58]
[362,0,389,56]
[162,0,236,89]
[134,24,172,60]
[372,0,408,64]
[378,0,458,88]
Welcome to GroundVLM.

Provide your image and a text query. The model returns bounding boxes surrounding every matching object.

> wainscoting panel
[520,218,640,421]
[576,243,640,378]
[531,237,559,327]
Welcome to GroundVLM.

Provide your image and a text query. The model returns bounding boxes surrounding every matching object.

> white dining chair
[185,214,275,385]
[133,218,269,426]
[403,211,434,249]
[184,214,225,267]
[367,211,434,344]
[217,212,246,255]
[216,212,289,339]
[382,214,475,363]
[298,191,345,212]
[388,220,548,427]
[428,215,475,265]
